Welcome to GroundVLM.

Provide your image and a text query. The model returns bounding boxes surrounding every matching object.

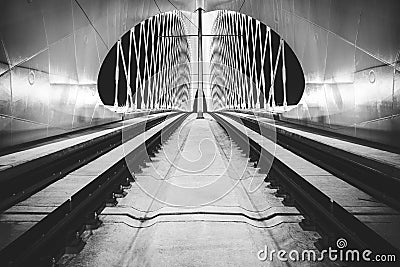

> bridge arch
[97,11,191,111]
[209,10,305,111]
[0,1,399,149]
[98,9,305,113]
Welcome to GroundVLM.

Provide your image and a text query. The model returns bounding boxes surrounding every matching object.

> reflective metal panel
[0,42,10,76]
[11,65,50,125]
[281,10,295,50]
[324,33,355,82]
[294,0,310,19]
[0,68,11,115]
[0,1,47,67]
[357,0,400,63]
[75,26,100,84]
[282,0,294,13]
[49,35,78,84]
[329,0,362,44]
[309,0,330,30]
[302,23,328,82]
[41,0,74,45]
[292,15,308,65]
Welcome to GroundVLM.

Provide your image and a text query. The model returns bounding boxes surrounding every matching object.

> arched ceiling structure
[1,0,399,148]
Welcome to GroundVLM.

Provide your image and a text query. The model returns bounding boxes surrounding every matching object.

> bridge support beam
[196,6,204,119]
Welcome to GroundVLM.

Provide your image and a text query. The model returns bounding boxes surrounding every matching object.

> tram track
[1,111,398,266]
[212,112,400,261]
[0,113,188,266]
[229,111,400,210]
[0,113,175,213]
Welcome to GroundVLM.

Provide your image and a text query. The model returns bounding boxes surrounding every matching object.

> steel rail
[0,113,189,266]
[221,112,400,211]
[211,112,400,261]
[0,114,176,212]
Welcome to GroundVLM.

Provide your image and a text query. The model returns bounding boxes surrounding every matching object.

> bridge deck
[65,114,331,266]
[1,112,398,265]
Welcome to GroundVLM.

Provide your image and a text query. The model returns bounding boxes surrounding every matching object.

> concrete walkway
[65,114,336,267]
